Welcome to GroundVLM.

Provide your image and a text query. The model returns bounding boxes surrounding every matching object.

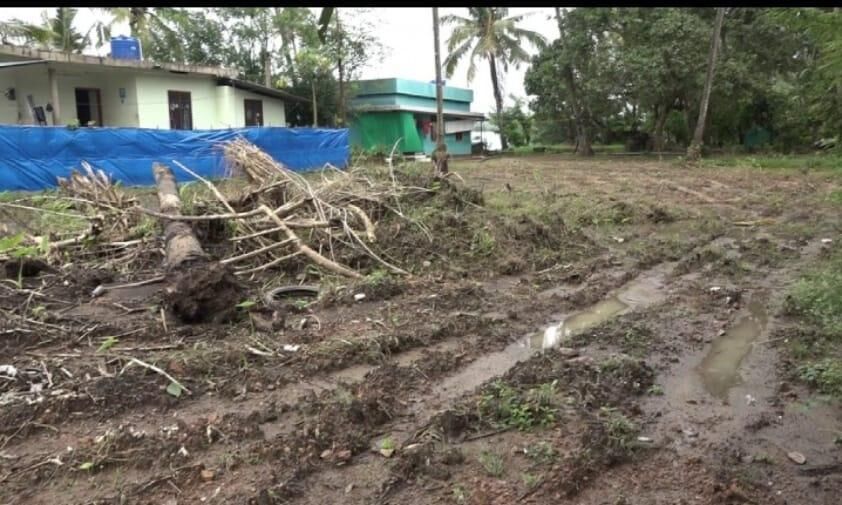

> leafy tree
[2,8,109,53]
[526,8,621,155]
[490,97,533,147]
[102,8,183,60]
[442,8,546,150]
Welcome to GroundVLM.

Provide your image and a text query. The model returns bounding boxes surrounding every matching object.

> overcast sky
[0,7,559,114]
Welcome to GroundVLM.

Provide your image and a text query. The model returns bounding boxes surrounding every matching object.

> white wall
[135,73,219,129]
[230,88,286,127]
[0,72,20,123]
[0,63,287,130]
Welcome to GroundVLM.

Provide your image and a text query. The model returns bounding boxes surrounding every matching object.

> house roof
[351,104,486,120]
[216,77,309,103]
[0,44,309,103]
[0,44,240,78]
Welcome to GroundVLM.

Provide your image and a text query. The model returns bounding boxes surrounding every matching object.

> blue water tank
[111,36,142,61]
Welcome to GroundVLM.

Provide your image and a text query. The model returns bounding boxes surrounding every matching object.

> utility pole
[432,7,448,175]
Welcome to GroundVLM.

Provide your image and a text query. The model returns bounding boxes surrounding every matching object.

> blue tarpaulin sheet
[0,126,349,191]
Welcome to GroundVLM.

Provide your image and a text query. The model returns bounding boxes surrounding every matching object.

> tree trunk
[311,80,318,127]
[262,47,272,88]
[488,54,508,151]
[152,163,243,324]
[653,106,668,154]
[432,7,448,175]
[687,7,725,163]
[336,10,346,127]
[555,7,591,157]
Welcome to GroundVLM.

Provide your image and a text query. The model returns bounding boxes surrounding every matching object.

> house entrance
[74,88,102,127]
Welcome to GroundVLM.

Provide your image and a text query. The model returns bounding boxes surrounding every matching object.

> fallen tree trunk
[153,163,243,324]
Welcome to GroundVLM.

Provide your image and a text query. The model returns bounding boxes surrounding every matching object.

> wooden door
[168,91,193,130]
[244,99,263,127]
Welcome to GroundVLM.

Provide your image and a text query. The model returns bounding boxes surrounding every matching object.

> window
[244,99,263,127]
[168,91,192,130]
[75,88,102,127]
[455,132,464,141]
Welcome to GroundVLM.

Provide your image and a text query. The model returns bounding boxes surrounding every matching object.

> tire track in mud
[0,234,728,503]
[231,236,738,504]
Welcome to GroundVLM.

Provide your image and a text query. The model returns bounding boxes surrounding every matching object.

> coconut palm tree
[1,8,109,53]
[442,8,546,150]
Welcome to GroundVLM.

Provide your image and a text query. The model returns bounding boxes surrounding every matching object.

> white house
[0,44,308,130]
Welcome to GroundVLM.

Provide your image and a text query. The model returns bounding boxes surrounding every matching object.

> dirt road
[1,155,840,504]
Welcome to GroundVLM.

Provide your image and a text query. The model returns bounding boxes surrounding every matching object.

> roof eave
[217,77,310,103]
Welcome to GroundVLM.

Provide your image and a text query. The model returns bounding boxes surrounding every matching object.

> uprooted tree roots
[2,139,433,324]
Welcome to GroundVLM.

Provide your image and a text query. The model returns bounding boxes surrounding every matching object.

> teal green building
[349,78,486,156]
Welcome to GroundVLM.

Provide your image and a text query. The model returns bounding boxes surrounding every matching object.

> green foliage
[478,450,505,477]
[166,381,184,398]
[788,252,842,336]
[97,336,119,353]
[477,379,558,430]
[379,436,395,451]
[524,441,557,464]
[798,359,842,398]
[470,229,497,257]
[599,407,639,455]
[490,97,534,147]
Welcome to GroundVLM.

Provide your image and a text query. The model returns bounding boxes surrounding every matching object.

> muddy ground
[1,155,841,504]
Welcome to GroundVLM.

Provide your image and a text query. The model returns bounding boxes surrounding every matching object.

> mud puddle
[417,262,674,414]
[697,301,768,402]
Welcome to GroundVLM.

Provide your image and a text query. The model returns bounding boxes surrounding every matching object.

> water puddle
[426,263,673,408]
[534,263,670,349]
[697,301,768,402]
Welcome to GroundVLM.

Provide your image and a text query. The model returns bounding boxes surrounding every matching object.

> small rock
[557,347,579,358]
[745,394,756,406]
[320,449,333,460]
[787,451,806,465]
[336,449,352,462]
[710,286,722,292]
[282,344,300,352]
[200,469,216,482]
[683,429,698,439]
[379,448,395,458]
[422,260,432,268]
[354,293,366,302]
[820,238,832,244]
[637,436,653,443]
[345,483,354,494]
[0,365,17,378]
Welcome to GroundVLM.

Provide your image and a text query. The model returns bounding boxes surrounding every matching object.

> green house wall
[349,78,476,156]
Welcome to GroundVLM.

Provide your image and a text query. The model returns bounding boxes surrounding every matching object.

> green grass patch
[477,379,558,430]
[705,153,842,172]
[788,251,842,336]
[786,248,842,399]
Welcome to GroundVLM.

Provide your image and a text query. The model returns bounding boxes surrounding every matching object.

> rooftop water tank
[111,36,142,61]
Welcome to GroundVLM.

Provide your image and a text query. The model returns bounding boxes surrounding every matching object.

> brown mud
[1,156,841,504]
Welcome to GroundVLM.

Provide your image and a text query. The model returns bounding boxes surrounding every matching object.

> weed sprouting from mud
[798,359,842,397]
[599,407,639,456]
[477,379,558,431]
[478,450,506,477]
[524,441,557,464]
